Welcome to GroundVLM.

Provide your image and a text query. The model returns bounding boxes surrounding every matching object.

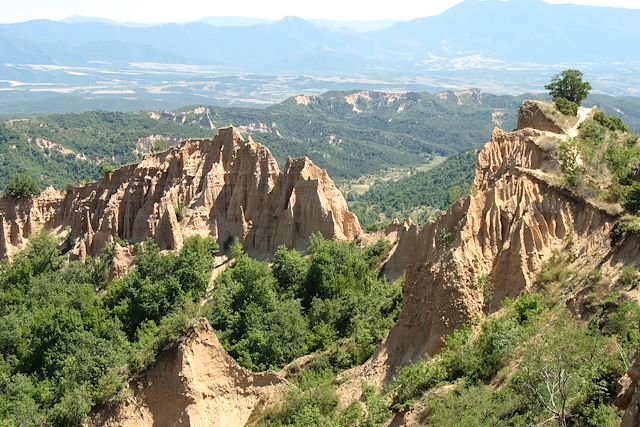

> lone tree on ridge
[545,69,592,105]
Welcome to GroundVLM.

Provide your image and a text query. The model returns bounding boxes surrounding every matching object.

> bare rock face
[516,100,565,134]
[92,319,288,427]
[382,219,420,281]
[338,111,620,399]
[617,353,640,427]
[0,127,361,260]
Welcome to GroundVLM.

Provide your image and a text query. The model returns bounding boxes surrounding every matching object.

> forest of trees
[0,232,402,425]
[349,150,478,227]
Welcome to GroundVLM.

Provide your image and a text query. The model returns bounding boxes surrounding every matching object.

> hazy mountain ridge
[2,0,639,72]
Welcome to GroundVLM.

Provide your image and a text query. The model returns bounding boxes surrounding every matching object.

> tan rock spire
[0,126,361,260]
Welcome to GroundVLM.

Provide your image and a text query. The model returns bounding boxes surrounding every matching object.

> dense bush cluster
[594,111,629,132]
[3,173,41,199]
[554,97,579,116]
[206,234,402,372]
[0,233,218,425]
[263,275,636,426]
[0,230,400,426]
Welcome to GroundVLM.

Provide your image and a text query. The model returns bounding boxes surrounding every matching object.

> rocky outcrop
[93,319,288,427]
[617,352,640,427]
[338,107,621,399]
[436,88,483,106]
[516,100,565,133]
[382,219,420,281]
[0,127,361,260]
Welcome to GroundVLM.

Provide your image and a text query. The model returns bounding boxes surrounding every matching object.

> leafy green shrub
[364,220,391,233]
[128,301,200,373]
[98,162,116,178]
[535,250,572,289]
[175,202,187,222]
[513,293,543,324]
[272,246,310,296]
[619,266,639,289]
[257,370,340,426]
[623,183,640,214]
[426,385,526,427]
[602,300,640,351]
[554,97,579,116]
[362,238,393,270]
[559,139,582,188]
[594,111,629,132]
[438,228,452,243]
[49,386,92,427]
[387,359,447,410]
[4,173,41,199]
[477,275,494,303]
[610,218,640,246]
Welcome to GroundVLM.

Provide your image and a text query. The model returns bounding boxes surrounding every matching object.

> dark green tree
[4,173,40,199]
[98,162,116,178]
[545,69,592,105]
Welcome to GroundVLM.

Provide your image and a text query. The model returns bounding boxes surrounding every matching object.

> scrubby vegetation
[386,295,630,426]
[206,234,402,372]
[0,232,218,425]
[98,162,117,178]
[555,97,579,116]
[556,110,640,218]
[3,173,41,198]
[261,250,638,426]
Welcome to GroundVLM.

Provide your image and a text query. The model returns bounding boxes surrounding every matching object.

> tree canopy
[545,69,592,105]
[3,173,41,199]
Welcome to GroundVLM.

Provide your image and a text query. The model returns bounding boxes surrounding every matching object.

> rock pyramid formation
[338,101,634,401]
[0,127,361,260]
[93,319,288,426]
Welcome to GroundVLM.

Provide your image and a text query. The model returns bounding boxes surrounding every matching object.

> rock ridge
[0,126,361,260]
[339,101,628,400]
[92,319,288,427]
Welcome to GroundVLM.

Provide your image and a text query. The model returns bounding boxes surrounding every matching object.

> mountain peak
[278,16,310,25]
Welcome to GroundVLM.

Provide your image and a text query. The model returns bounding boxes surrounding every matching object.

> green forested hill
[2,90,639,198]
[349,150,479,226]
[0,91,522,190]
[198,91,522,179]
[0,112,213,189]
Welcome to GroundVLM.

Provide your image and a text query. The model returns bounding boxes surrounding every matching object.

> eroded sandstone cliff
[339,101,628,400]
[0,127,361,260]
[93,319,288,427]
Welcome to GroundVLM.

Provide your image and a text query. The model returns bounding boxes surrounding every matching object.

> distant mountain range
[61,15,400,32]
[1,0,640,113]
[2,0,639,71]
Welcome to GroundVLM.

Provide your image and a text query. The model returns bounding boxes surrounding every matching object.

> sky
[1,0,639,24]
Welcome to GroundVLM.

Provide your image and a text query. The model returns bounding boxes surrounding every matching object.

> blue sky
[1,0,639,24]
